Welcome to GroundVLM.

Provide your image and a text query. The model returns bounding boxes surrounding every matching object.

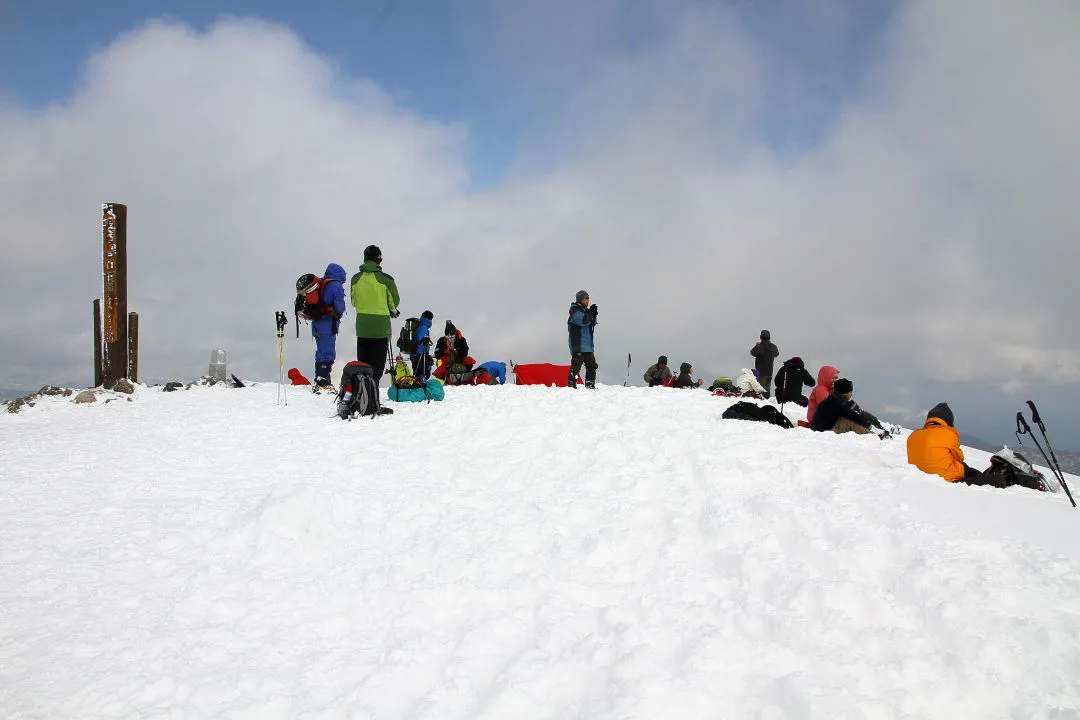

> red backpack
[294,274,334,336]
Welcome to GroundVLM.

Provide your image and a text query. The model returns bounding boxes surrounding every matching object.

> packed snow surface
[2,382,1079,719]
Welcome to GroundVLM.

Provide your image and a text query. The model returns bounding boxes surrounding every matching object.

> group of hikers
[638,332,886,436]
[298,247,499,391]
[298,252,1049,494]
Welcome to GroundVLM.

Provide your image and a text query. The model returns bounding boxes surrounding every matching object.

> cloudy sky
[2,0,1078,448]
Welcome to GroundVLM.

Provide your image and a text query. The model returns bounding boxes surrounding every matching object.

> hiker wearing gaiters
[350,245,400,385]
[567,290,598,389]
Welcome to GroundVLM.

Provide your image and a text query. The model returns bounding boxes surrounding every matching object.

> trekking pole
[624,353,631,386]
[386,324,396,386]
[275,311,288,405]
[1016,412,1074,506]
[1025,401,1075,507]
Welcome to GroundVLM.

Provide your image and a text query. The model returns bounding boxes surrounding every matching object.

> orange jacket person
[906,403,969,481]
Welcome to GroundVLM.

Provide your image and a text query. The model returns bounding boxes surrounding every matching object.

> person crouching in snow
[432,320,473,379]
[810,378,873,435]
[736,368,767,398]
[773,356,816,407]
[907,403,986,482]
[643,355,672,387]
[672,362,704,388]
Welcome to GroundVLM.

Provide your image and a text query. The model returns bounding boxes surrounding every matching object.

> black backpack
[335,361,393,419]
[722,401,794,429]
[396,317,422,354]
[984,451,1048,491]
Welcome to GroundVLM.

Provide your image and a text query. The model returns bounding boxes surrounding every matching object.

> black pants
[356,337,390,385]
[571,351,598,382]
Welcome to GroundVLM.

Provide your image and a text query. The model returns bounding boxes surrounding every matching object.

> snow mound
[2,382,1078,718]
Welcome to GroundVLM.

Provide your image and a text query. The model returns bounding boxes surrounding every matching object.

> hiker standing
[350,245,400,385]
[312,262,347,390]
[773,356,816,407]
[643,356,672,387]
[750,329,779,397]
[411,310,434,380]
[567,290,598,389]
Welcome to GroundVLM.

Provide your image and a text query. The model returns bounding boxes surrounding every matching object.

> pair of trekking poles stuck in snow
[1016,400,1075,507]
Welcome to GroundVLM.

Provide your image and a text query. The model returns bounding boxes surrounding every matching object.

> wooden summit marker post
[95,203,138,388]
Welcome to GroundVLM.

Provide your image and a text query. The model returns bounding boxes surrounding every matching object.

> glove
[588,304,598,317]
[390,309,400,319]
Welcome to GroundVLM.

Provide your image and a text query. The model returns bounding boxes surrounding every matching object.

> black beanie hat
[421,310,434,320]
[444,320,456,335]
[760,329,771,341]
[363,245,382,262]
[834,378,853,394]
[927,402,955,427]
[679,362,692,374]
[658,355,668,365]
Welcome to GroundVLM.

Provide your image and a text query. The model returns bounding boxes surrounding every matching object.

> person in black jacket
[750,329,779,397]
[434,321,471,369]
[773,356,816,407]
[810,378,873,435]
[672,362,704,388]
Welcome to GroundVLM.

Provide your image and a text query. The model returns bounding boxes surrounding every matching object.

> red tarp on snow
[512,363,580,387]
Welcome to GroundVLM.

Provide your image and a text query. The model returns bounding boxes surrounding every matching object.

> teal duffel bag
[387,377,444,403]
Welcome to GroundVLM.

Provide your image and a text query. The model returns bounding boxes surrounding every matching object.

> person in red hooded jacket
[806,365,838,425]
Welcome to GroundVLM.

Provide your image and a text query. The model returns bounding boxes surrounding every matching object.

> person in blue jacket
[313,262,347,389]
[410,310,435,380]
[567,289,598,389]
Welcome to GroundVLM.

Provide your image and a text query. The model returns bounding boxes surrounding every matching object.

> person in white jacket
[736,367,767,398]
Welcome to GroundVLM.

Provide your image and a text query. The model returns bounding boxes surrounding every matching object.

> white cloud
[2,2,1078,445]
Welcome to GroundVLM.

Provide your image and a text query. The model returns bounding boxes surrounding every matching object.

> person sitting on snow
[806,365,839,425]
[736,368,767,398]
[773,356,816,407]
[810,378,874,435]
[672,362,704,388]
[434,321,471,369]
[906,403,983,482]
[908,403,1047,491]
[391,354,412,383]
[643,356,672,387]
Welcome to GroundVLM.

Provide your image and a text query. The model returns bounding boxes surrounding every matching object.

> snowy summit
[2,382,1079,718]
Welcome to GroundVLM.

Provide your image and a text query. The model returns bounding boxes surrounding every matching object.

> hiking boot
[584,380,596,389]
[567,372,577,389]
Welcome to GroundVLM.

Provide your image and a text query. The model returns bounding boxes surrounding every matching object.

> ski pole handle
[1026,400,1047,432]
[1016,411,1031,436]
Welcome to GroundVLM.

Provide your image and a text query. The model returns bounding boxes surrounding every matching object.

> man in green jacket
[350,245,400,384]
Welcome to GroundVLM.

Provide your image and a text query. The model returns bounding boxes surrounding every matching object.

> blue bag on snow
[387,377,444,403]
